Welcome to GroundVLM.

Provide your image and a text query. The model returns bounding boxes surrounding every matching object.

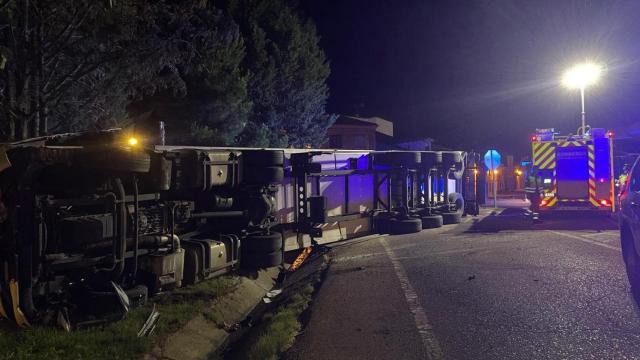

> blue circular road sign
[484,149,501,171]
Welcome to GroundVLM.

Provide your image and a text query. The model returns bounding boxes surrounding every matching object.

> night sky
[303,0,640,156]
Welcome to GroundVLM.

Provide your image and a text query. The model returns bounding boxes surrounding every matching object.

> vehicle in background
[618,156,640,301]
[525,128,615,219]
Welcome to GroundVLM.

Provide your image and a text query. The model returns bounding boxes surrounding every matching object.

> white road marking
[380,237,443,360]
[332,252,386,263]
[546,230,621,251]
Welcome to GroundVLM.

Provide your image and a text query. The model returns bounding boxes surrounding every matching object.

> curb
[144,267,280,360]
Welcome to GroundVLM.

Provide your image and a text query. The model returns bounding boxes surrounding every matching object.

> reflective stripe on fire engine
[533,142,556,169]
[587,144,599,207]
[559,140,585,147]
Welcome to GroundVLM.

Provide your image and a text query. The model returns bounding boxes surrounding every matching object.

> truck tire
[243,150,284,167]
[421,215,443,229]
[374,152,421,167]
[448,193,464,211]
[373,212,395,234]
[243,166,284,184]
[388,217,422,234]
[441,211,462,225]
[241,250,283,269]
[75,147,151,173]
[421,151,442,168]
[243,232,283,253]
[139,152,172,192]
[442,151,462,165]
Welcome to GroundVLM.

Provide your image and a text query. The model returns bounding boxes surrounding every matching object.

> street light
[562,62,603,134]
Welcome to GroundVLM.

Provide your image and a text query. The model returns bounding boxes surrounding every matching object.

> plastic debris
[138,304,160,337]
[111,281,131,313]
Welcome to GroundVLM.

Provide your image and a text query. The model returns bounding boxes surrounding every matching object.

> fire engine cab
[525,128,615,217]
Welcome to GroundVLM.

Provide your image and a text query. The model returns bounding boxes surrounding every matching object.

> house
[325,115,394,150]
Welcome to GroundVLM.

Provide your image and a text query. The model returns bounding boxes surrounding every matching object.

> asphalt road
[286,204,640,360]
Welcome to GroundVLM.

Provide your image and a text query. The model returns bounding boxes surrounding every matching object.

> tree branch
[0,0,13,13]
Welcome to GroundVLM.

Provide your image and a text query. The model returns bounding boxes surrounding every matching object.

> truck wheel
[138,152,172,192]
[421,215,443,229]
[243,166,284,184]
[373,212,395,234]
[374,152,421,167]
[241,250,283,269]
[442,151,462,164]
[243,232,283,253]
[388,218,422,234]
[75,147,151,173]
[243,150,284,167]
[441,211,462,225]
[448,193,464,211]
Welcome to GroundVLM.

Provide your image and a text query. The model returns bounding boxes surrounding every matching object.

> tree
[129,2,251,146]
[0,1,185,140]
[223,0,336,148]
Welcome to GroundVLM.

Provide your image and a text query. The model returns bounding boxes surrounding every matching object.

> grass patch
[0,276,238,360]
[241,285,315,360]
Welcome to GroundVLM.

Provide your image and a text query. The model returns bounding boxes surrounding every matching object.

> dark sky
[303,0,640,155]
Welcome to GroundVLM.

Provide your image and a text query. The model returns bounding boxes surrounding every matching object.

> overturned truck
[0,131,472,327]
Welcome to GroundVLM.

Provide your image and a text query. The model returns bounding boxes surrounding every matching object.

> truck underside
[0,131,470,328]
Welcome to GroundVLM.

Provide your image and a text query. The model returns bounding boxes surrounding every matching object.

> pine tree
[224,0,336,148]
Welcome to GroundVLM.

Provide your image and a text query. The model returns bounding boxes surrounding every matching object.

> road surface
[286,204,640,360]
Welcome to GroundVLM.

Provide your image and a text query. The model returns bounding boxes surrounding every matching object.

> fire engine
[525,127,615,217]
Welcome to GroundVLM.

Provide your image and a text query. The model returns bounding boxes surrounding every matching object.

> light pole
[562,62,602,134]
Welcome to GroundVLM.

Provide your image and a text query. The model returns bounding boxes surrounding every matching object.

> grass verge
[234,284,315,360]
[0,276,238,360]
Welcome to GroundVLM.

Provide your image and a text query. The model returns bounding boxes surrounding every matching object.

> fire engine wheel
[75,147,151,173]
[388,217,422,234]
[241,250,283,269]
[243,232,283,253]
[243,166,284,184]
[621,224,640,302]
[421,215,443,229]
[441,211,462,225]
[242,150,284,167]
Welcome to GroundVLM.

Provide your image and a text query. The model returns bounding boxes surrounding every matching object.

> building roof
[344,116,394,137]
[332,116,378,127]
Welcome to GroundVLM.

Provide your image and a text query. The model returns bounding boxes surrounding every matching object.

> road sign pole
[484,149,501,209]
[491,151,497,208]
